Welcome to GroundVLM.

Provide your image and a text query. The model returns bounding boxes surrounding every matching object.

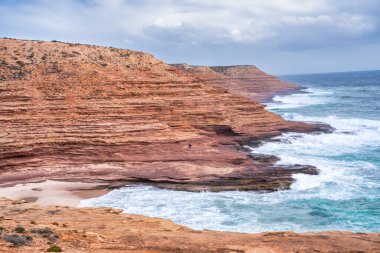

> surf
[80,71,380,233]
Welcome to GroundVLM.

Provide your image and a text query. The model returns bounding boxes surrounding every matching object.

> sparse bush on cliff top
[31,227,59,241]
[3,234,32,246]
[31,227,54,235]
[14,225,25,233]
[47,245,62,252]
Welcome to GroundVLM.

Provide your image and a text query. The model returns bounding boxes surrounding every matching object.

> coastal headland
[0,38,378,252]
[0,38,331,192]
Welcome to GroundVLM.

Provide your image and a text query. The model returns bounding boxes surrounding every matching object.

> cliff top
[0,38,322,193]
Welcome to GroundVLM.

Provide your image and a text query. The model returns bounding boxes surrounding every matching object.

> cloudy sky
[1,0,379,74]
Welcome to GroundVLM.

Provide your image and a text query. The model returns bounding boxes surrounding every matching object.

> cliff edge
[0,38,328,191]
[0,198,379,252]
[171,64,297,101]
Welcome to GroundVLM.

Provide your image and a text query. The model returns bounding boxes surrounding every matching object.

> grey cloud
[0,0,379,74]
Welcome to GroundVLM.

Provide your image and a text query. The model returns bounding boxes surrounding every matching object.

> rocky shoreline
[0,198,379,252]
[0,38,332,192]
[1,38,378,252]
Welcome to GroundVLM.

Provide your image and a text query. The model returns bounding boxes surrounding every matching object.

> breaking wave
[80,72,380,233]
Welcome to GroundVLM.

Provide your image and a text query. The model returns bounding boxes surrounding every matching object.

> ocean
[80,70,380,233]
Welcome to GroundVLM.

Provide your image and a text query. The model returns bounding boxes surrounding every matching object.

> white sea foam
[253,89,380,201]
[79,85,380,233]
[266,88,334,110]
[255,116,380,157]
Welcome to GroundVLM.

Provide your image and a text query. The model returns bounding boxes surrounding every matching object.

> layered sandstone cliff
[0,38,329,191]
[0,198,379,253]
[1,38,377,253]
[171,64,297,102]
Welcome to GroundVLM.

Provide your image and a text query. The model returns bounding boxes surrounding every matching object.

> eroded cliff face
[0,38,327,191]
[0,198,379,253]
[172,64,298,102]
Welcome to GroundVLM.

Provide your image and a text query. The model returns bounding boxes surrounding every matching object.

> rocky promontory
[1,38,378,253]
[171,64,298,102]
[0,38,331,192]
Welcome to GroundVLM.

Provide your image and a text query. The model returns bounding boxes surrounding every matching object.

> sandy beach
[0,180,109,207]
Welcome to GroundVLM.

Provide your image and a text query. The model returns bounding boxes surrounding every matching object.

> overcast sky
[1,0,379,74]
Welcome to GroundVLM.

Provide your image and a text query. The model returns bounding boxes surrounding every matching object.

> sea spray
[80,70,380,233]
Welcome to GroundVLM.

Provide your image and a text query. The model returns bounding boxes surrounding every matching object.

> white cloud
[0,0,379,73]
[1,0,378,47]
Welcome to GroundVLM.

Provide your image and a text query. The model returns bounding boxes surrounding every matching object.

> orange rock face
[1,38,375,253]
[0,198,379,253]
[0,38,330,191]
[171,64,298,102]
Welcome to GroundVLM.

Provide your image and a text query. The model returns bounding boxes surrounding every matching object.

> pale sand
[0,180,109,207]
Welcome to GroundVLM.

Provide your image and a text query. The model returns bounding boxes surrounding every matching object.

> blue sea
[80,70,380,233]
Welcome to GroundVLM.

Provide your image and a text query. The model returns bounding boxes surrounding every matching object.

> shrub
[31,227,58,241]
[3,234,32,246]
[14,225,25,233]
[31,227,53,235]
[47,245,62,252]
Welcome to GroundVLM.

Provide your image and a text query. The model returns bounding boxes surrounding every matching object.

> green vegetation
[14,225,25,233]
[47,245,62,252]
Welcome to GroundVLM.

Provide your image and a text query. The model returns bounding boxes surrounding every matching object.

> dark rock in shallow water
[248,153,280,164]
[307,122,335,134]
[236,137,263,147]
[275,164,319,175]
[340,131,355,135]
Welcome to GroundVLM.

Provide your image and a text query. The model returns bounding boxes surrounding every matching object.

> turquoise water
[80,70,380,232]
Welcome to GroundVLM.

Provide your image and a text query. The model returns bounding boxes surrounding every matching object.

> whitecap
[79,84,380,233]
[266,88,334,110]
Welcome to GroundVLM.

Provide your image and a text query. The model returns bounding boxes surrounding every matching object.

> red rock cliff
[0,38,329,191]
[171,64,298,102]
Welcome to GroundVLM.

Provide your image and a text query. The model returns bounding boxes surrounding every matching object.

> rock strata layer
[171,64,298,102]
[0,198,379,253]
[0,38,330,191]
